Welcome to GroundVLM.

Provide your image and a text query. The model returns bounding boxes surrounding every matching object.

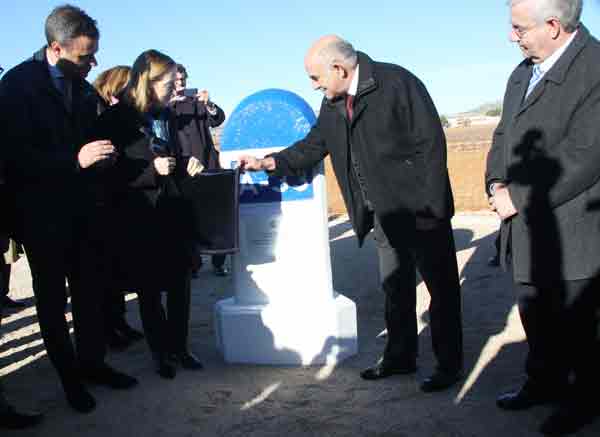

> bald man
[241,35,463,392]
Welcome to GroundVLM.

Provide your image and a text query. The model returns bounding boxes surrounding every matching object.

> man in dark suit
[486,0,600,434]
[241,35,463,392]
[0,5,137,414]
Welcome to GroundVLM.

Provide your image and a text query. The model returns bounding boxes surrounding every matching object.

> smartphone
[183,88,198,97]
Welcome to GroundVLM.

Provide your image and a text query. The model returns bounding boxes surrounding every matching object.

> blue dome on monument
[221,89,317,152]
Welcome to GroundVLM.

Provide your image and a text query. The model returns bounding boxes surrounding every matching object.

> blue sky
[1,1,599,117]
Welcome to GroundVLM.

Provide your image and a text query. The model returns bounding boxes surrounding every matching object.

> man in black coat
[241,35,463,392]
[486,0,600,434]
[0,5,137,414]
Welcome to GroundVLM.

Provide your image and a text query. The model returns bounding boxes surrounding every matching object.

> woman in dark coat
[92,65,145,350]
[94,50,204,379]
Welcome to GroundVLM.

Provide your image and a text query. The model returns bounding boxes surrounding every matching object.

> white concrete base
[214,293,358,365]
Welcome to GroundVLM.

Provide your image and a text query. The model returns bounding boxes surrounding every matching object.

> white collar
[347,64,360,96]
[537,30,577,75]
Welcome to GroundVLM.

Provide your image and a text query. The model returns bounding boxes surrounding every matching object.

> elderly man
[0,5,137,414]
[241,35,463,392]
[486,0,600,434]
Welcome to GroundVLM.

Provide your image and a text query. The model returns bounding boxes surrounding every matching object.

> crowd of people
[1,0,600,435]
[0,3,226,428]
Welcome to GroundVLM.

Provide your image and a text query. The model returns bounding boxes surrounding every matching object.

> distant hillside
[467,101,502,115]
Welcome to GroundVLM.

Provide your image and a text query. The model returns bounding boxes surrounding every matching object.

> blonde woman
[93,50,203,379]
[93,65,131,109]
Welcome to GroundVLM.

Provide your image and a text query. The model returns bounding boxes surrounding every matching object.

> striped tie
[525,65,543,99]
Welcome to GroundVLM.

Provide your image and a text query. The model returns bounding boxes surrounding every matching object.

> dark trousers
[375,219,463,373]
[517,278,600,400]
[103,286,126,334]
[137,271,192,358]
[20,208,107,387]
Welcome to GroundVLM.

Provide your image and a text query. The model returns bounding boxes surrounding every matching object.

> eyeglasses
[511,23,538,39]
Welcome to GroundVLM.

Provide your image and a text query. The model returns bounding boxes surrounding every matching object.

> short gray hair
[317,38,358,70]
[45,4,99,46]
[513,0,582,32]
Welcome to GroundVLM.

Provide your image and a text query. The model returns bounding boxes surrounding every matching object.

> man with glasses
[486,0,600,434]
[0,5,137,414]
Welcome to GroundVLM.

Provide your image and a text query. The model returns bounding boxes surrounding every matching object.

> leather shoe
[0,405,44,429]
[82,364,138,390]
[496,381,562,411]
[539,405,598,435]
[213,266,229,277]
[64,382,96,413]
[2,296,26,309]
[360,357,417,380]
[107,330,133,351]
[174,351,204,370]
[420,369,463,392]
[115,321,145,342]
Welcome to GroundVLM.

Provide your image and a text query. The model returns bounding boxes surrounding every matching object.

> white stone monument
[214,89,358,365]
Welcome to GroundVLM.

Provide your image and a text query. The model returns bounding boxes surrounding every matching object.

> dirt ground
[2,213,599,437]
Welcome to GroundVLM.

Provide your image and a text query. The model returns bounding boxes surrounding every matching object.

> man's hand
[154,157,176,176]
[490,186,518,220]
[186,156,204,177]
[78,140,116,169]
[238,155,276,172]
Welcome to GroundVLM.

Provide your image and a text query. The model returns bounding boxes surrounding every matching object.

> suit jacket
[0,47,99,240]
[170,97,225,169]
[270,51,454,247]
[485,25,600,283]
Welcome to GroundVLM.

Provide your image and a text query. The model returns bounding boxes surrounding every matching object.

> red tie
[346,94,354,120]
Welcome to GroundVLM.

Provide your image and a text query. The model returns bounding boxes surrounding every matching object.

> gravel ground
[1,213,598,437]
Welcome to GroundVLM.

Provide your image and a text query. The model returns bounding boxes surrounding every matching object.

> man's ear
[547,17,562,39]
[49,41,63,57]
[332,62,348,79]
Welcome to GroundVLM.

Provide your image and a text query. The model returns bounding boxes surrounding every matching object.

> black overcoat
[0,47,99,241]
[485,25,600,283]
[93,103,193,289]
[170,97,225,169]
[271,52,454,247]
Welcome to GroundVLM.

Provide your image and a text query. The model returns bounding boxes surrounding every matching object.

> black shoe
[64,383,96,414]
[107,330,133,351]
[420,369,463,392]
[539,405,598,436]
[115,322,144,343]
[2,296,26,308]
[155,357,177,379]
[496,381,562,411]
[213,266,229,277]
[360,357,417,380]
[82,364,138,390]
[173,351,204,370]
[0,405,44,429]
